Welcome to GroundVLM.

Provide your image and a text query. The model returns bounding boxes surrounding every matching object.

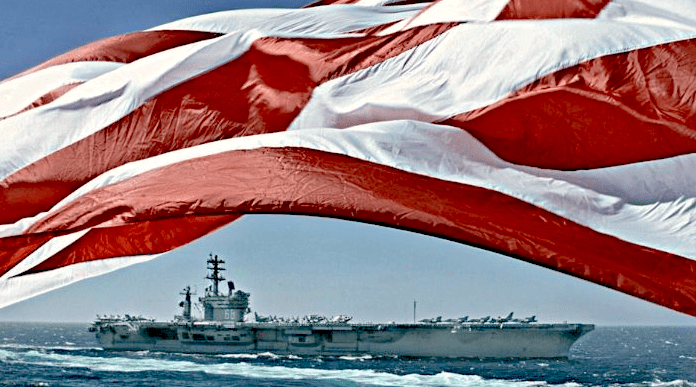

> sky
[0,0,694,326]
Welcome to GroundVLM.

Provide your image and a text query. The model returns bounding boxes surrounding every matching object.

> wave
[647,381,696,387]
[214,352,391,362]
[1,348,694,387]
[339,354,373,361]
[0,343,102,351]
[216,351,281,360]
[0,349,569,387]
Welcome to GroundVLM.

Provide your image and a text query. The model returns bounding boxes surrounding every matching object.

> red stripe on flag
[496,0,612,19]
[441,39,696,170]
[0,24,454,225]
[0,234,53,279]
[9,147,696,316]
[303,0,364,7]
[15,214,239,276]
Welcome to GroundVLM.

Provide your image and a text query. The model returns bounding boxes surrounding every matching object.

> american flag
[1,0,696,316]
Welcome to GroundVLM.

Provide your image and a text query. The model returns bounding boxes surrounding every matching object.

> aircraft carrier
[89,254,594,358]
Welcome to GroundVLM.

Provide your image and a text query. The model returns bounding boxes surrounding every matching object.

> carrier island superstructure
[90,254,594,358]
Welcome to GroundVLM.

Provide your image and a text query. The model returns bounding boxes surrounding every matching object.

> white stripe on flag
[0,62,124,119]
[379,0,511,35]
[598,0,696,30]
[0,252,162,309]
[147,4,424,34]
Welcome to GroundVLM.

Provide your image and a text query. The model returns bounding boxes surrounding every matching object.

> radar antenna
[206,253,226,296]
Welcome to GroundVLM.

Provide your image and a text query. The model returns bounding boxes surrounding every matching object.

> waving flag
[2,0,696,316]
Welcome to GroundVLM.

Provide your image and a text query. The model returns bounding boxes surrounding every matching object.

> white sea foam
[2,347,694,387]
[0,349,562,387]
[339,354,373,361]
[648,380,696,387]
[0,349,13,361]
[0,343,101,351]
[217,352,280,360]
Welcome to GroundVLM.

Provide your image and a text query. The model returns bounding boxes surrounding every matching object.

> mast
[206,253,226,296]
[179,286,192,320]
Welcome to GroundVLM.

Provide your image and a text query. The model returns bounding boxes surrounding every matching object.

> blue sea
[0,323,694,387]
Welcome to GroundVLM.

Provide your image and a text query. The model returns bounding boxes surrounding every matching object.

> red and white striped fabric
[2,0,696,316]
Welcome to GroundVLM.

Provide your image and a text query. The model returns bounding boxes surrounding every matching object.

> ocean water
[0,323,694,387]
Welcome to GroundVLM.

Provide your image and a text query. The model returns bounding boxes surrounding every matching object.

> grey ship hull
[93,320,593,358]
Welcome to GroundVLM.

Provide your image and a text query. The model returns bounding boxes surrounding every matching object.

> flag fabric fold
[2,0,696,315]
